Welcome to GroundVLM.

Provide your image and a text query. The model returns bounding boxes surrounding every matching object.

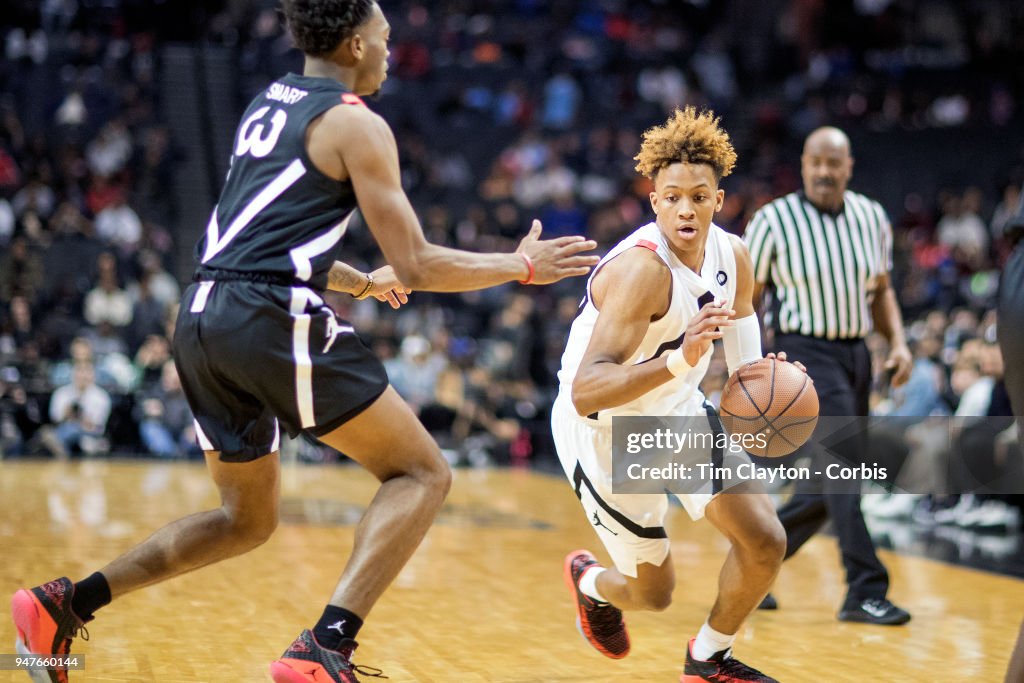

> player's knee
[765,519,787,564]
[252,514,279,545]
[224,506,278,547]
[739,518,786,566]
[418,446,452,490]
[438,460,453,497]
[636,586,673,612]
[426,452,453,499]
[399,446,451,503]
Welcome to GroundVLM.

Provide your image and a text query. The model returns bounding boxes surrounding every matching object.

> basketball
[718,358,819,458]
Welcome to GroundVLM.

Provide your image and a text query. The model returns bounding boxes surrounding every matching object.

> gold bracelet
[355,272,374,299]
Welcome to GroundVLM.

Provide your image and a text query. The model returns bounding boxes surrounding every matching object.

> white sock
[692,621,735,661]
[577,566,608,603]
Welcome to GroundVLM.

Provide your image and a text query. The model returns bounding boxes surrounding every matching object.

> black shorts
[172,280,389,461]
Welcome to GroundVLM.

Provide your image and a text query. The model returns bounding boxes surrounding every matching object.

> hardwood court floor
[1,459,1021,682]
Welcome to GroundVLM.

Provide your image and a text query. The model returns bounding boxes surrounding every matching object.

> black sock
[312,605,363,651]
[71,572,111,622]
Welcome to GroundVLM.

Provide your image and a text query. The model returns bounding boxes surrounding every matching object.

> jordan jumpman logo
[592,511,618,536]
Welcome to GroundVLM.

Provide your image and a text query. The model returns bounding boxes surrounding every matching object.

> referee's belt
[193,268,298,286]
[773,332,866,343]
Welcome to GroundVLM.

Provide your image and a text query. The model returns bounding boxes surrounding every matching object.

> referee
[743,127,913,625]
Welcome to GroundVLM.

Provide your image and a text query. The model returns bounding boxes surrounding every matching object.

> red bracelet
[518,253,535,285]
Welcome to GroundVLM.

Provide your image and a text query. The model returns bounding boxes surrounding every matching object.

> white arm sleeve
[723,314,763,376]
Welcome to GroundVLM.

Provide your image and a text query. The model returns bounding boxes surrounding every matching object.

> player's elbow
[395,264,427,291]
[391,256,428,291]
[570,381,598,418]
[391,242,440,291]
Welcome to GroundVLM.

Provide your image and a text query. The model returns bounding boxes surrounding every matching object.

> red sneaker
[10,577,89,683]
[563,549,630,659]
[270,630,385,682]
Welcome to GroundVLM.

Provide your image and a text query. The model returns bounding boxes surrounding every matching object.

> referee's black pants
[999,243,1024,432]
[770,333,889,606]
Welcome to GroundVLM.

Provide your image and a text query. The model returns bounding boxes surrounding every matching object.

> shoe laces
[716,652,772,681]
[350,663,388,679]
[56,624,88,657]
[325,642,386,680]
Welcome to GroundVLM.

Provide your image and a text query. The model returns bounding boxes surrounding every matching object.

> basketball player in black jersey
[9,2,599,682]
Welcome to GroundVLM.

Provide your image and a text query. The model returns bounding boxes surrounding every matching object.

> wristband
[355,272,374,299]
[666,347,694,377]
[518,253,535,285]
[724,313,763,376]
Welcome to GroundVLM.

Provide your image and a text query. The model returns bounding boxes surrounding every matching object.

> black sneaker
[269,630,386,682]
[838,598,911,625]
[682,639,779,682]
[563,549,630,659]
[756,592,777,610]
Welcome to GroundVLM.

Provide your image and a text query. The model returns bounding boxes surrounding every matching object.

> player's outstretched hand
[362,265,411,309]
[766,351,807,374]
[516,220,600,285]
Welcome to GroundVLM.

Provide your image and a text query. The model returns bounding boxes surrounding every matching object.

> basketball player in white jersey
[554,107,801,683]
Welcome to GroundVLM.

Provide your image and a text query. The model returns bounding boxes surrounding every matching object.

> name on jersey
[266,83,308,105]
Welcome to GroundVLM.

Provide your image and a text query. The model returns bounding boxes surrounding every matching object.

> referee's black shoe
[838,597,911,625]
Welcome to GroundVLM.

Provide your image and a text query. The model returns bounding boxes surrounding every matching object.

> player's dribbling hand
[516,220,600,284]
[364,265,412,309]
[766,351,807,374]
[681,298,734,366]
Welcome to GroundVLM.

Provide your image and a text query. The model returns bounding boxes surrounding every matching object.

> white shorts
[551,391,721,578]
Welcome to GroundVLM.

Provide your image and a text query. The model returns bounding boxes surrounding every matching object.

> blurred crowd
[1,0,186,458]
[859,306,1021,533]
[1,0,1023,475]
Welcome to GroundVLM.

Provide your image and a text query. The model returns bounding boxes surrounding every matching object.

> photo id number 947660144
[0,654,85,671]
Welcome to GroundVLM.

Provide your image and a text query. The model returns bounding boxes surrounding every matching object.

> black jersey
[195,73,365,290]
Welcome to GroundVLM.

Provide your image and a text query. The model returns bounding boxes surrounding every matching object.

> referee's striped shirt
[743,190,893,340]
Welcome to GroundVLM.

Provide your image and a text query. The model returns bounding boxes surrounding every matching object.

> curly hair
[634,106,737,182]
[280,0,376,57]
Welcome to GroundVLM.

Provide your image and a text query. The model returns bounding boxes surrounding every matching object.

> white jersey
[556,222,738,422]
